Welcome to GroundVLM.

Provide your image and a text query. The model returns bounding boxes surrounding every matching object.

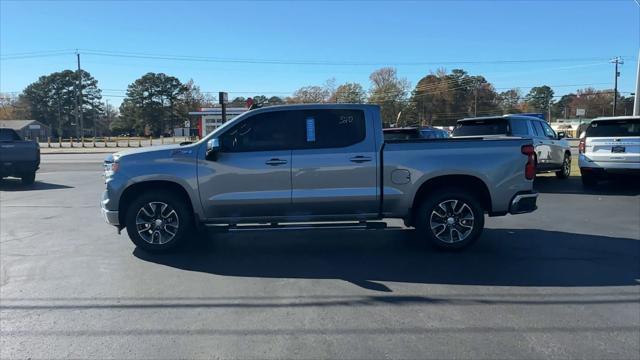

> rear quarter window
[586,119,640,137]
[452,119,508,136]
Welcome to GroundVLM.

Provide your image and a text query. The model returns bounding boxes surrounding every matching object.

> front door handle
[349,155,372,163]
[265,158,288,166]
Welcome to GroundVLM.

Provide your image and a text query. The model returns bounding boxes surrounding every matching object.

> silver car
[579,116,640,186]
[452,115,572,179]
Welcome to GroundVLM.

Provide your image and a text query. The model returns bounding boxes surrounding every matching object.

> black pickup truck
[0,128,40,185]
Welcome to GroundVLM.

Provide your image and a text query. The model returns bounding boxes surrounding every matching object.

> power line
[1,48,624,67]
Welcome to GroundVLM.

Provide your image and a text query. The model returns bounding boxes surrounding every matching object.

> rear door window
[586,119,640,137]
[293,109,366,149]
[509,120,529,136]
[452,119,508,136]
[531,121,545,137]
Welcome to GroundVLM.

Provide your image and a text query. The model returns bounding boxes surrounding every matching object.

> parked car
[0,128,40,185]
[382,127,449,141]
[101,104,537,252]
[383,127,422,140]
[578,116,640,186]
[420,127,449,139]
[451,115,572,179]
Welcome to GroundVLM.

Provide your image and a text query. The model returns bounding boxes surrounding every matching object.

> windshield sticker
[306,117,316,142]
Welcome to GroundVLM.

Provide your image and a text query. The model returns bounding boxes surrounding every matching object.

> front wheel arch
[118,181,195,228]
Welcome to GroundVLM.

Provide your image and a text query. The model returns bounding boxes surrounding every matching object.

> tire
[21,172,36,185]
[581,171,598,188]
[414,188,485,251]
[555,154,571,179]
[125,190,194,253]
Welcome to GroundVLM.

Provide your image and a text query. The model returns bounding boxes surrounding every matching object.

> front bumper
[509,192,538,214]
[102,207,119,226]
[101,190,119,226]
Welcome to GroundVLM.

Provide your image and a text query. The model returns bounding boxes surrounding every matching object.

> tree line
[0,67,634,137]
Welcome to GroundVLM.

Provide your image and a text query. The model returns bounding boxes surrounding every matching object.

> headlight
[104,161,120,178]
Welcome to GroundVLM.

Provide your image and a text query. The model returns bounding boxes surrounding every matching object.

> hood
[104,143,197,163]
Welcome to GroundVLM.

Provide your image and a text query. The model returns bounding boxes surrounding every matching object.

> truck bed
[381,137,534,217]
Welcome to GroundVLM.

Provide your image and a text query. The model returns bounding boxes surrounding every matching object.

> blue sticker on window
[306,117,316,142]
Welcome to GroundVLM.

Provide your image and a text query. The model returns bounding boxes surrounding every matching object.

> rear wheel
[414,188,485,250]
[125,191,193,252]
[21,171,36,185]
[555,154,571,179]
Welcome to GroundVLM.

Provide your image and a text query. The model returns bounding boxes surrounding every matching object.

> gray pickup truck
[101,104,538,252]
[0,128,40,185]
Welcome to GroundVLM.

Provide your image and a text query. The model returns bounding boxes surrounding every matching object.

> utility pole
[634,49,640,116]
[76,52,84,138]
[473,81,478,117]
[611,56,624,115]
[219,91,228,124]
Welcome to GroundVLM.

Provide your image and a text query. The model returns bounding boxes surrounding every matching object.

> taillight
[521,145,536,180]
[578,138,586,154]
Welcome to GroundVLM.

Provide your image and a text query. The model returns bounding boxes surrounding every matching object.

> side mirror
[557,131,566,139]
[206,138,220,161]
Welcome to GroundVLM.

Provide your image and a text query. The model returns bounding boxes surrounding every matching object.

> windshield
[586,119,640,137]
[452,119,508,136]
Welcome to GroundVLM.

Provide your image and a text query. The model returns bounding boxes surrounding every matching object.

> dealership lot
[1,154,639,359]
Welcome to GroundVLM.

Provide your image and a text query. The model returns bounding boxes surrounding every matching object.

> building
[0,120,50,139]
[187,107,247,137]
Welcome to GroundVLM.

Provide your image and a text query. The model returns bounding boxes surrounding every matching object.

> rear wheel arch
[408,175,491,226]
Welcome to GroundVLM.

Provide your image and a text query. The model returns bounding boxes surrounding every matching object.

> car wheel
[555,154,571,179]
[581,171,598,187]
[414,188,485,250]
[21,172,36,185]
[125,191,194,253]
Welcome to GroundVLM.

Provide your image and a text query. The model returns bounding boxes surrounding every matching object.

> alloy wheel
[429,199,475,243]
[135,202,180,244]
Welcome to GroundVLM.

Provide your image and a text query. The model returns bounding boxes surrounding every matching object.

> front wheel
[555,154,571,179]
[414,188,485,250]
[125,191,194,252]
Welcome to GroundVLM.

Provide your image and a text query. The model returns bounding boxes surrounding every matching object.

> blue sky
[1,0,639,107]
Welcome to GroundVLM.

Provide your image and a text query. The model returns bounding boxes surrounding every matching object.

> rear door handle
[265,158,288,166]
[349,155,372,163]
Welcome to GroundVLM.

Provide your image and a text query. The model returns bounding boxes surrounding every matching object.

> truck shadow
[0,178,73,191]
[133,228,640,291]
[534,176,640,196]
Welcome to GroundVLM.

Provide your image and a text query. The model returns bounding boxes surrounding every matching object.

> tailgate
[585,137,640,163]
[0,141,38,163]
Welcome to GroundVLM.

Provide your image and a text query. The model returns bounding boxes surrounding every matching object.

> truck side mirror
[206,138,220,161]
[557,131,566,139]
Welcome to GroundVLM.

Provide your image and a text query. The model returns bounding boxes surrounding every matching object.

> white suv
[579,116,640,186]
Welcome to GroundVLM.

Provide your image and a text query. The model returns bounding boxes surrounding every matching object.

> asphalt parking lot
[1,153,639,359]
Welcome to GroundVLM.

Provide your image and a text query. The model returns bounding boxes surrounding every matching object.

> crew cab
[0,128,40,185]
[579,116,640,186]
[101,104,538,252]
[452,115,572,179]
